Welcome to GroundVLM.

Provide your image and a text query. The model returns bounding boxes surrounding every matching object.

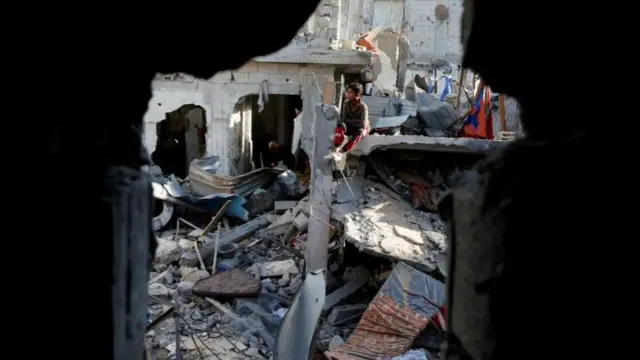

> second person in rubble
[266,141,296,169]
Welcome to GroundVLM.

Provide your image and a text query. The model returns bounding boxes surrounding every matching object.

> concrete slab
[331,176,447,273]
[255,48,373,66]
[349,135,510,156]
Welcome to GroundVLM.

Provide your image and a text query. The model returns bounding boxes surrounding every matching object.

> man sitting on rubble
[334,82,370,152]
[266,141,296,169]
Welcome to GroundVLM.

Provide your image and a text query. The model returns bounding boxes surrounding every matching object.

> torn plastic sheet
[325,262,445,360]
[162,176,249,221]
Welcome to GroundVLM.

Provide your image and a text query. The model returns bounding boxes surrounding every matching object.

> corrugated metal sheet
[189,156,282,198]
[325,262,445,360]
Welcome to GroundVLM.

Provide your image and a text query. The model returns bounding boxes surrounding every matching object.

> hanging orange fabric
[461,82,494,140]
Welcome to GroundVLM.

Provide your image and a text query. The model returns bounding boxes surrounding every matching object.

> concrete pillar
[306,104,338,274]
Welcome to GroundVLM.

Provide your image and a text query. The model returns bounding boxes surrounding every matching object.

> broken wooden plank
[199,215,270,259]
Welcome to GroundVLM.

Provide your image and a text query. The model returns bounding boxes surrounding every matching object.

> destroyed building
[142,0,468,177]
[142,1,521,360]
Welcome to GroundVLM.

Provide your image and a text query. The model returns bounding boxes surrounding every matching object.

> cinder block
[237,61,258,72]
[278,64,303,75]
[268,73,296,85]
[268,83,301,95]
[230,71,249,83]
[209,71,232,84]
[247,72,269,83]
[257,63,279,73]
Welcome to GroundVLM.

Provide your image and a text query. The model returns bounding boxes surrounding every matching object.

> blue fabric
[463,85,485,129]
[163,179,249,221]
[439,76,452,102]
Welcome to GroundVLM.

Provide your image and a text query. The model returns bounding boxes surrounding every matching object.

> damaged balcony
[254,47,374,66]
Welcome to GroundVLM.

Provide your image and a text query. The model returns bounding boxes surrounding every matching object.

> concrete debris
[331,176,447,273]
[256,259,299,278]
[329,335,345,350]
[154,237,181,267]
[324,266,371,312]
[274,200,298,212]
[146,187,317,360]
[327,304,368,326]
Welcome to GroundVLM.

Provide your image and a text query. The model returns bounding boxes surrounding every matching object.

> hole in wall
[151,104,207,178]
[247,94,304,171]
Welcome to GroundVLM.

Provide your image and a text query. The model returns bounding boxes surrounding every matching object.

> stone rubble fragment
[148,283,169,297]
[329,335,345,349]
[327,303,368,326]
[257,259,299,278]
[154,237,180,266]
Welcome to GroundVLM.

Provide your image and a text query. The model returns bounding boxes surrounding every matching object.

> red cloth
[461,85,494,140]
[334,125,369,151]
[432,305,447,329]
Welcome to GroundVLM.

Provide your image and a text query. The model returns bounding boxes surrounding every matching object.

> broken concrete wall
[143,85,212,157]
[402,0,463,64]
[269,0,343,53]
[339,0,375,41]
[145,62,336,175]
[369,0,464,91]
[370,0,464,64]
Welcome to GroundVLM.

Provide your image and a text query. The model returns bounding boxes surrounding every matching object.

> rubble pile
[147,224,305,359]
[146,130,460,360]
[331,176,448,275]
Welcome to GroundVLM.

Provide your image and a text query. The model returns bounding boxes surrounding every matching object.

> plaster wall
[370,0,463,65]
[145,62,333,175]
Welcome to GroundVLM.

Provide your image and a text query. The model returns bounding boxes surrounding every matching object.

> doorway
[249,94,302,169]
[151,104,207,177]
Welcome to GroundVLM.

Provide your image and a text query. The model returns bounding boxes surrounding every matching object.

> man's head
[346,82,363,101]
[268,141,280,152]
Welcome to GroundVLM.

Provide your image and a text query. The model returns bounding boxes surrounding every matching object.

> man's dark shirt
[266,145,296,169]
[341,99,369,137]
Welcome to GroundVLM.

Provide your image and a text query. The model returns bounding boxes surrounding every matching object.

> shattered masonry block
[257,259,299,278]
[323,266,371,312]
